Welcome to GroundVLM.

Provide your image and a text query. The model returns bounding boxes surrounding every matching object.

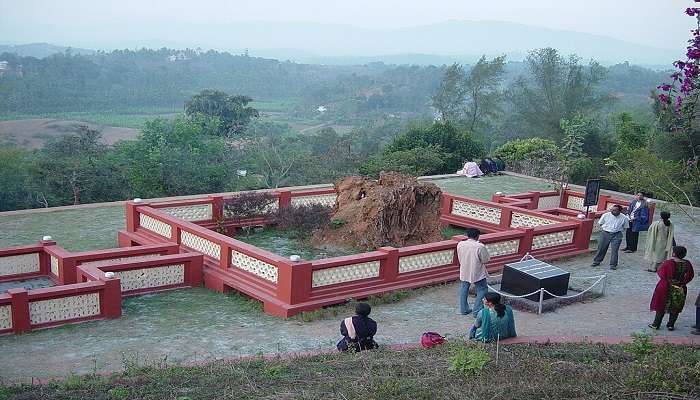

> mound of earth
[314,172,443,250]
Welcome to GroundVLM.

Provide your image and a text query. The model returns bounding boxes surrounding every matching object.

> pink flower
[658,94,671,103]
[657,84,673,91]
[686,7,697,16]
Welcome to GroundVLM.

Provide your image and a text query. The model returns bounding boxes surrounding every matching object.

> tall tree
[464,55,506,135]
[185,90,260,137]
[507,48,608,141]
[431,63,466,122]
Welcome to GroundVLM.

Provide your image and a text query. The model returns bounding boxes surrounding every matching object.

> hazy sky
[0,0,695,50]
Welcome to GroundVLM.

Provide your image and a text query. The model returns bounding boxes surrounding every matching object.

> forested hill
[0,48,669,115]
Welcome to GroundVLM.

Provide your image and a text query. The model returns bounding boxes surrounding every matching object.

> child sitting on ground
[337,302,378,352]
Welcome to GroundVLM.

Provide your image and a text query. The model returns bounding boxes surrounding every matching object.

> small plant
[275,204,331,233]
[625,332,654,360]
[215,218,227,235]
[262,364,288,378]
[448,344,491,376]
[108,387,130,399]
[330,218,346,228]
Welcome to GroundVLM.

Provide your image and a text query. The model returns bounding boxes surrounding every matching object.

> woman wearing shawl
[469,292,516,342]
[644,211,675,272]
[337,302,378,352]
[649,246,694,331]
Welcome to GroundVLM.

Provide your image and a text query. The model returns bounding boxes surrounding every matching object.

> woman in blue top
[623,192,650,253]
[469,292,517,342]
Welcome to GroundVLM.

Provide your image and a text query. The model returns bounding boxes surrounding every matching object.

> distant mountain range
[0,20,681,67]
[0,43,94,58]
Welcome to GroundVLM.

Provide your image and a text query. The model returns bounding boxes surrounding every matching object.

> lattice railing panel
[291,194,337,208]
[160,204,213,221]
[139,214,172,238]
[0,253,40,277]
[312,261,381,287]
[485,239,520,257]
[399,250,454,274]
[181,231,221,260]
[566,196,586,211]
[532,230,575,250]
[231,250,278,283]
[29,292,101,325]
[50,255,58,277]
[537,195,561,210]
[510,213,558,228]
[0,305,11,330]
[115,264,185,292]
[451,200,502,224]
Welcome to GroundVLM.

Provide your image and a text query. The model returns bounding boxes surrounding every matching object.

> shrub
[224,191,276,219]
[495,138,559,163]
[359,145,447,177]
[275,204,332,235]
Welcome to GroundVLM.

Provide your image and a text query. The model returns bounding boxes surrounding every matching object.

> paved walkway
[1,180,698,382]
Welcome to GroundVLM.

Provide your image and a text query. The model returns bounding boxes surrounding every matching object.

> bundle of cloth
[456,161,484,177]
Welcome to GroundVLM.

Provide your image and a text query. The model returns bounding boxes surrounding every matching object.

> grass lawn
[2,340,698,399]
[0,109,179,129]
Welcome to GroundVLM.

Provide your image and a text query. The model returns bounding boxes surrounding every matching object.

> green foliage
[108,387,130,399]
[611,112,649,150]
[448,344,491,376]
[362,122,483,177]
[185,90,259,137]
[507,48,608,140]
[495,138,558,163]
[432,63,466,122]
[360,145,447,177]
[624,333,654,360]
[331,219,346,228]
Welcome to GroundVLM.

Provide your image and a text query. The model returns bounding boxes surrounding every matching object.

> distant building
[167,52,191,62]
[317,105,327,113]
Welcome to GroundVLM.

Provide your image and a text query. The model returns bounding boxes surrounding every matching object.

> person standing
[692,292,700,335]
[649,246,694,331]
[644,211,675,272]
[591,205,629,270]
[623,193,650,253]
[457,228,491,317]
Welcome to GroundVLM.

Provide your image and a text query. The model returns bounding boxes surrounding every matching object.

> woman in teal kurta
[469,292,517,342]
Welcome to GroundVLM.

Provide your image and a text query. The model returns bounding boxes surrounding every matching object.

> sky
[0,0,695,51]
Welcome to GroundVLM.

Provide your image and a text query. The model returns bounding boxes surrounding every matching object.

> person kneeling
[337,302,378,352]
[469,292,516,342]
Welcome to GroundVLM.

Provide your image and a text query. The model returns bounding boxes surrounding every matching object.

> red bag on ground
[421,332,445,348]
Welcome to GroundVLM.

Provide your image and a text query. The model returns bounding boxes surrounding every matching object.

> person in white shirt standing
[457,228,491,316]
[591,205,630,270]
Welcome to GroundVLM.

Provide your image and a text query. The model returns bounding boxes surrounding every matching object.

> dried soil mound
[314,172,443,250]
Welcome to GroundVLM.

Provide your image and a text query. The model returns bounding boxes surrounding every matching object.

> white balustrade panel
[537,195,561,210]
[451,200,502,224]
[485,239,520,257]
[139,214,173,238]
[532,230,575,250]
[80,254,162,268]
[312,261,380,287]
[115,264,185,291]
[50,255,59,277]
[0,305,11,330]
[160,204,213,221]
[0,253,40,277]
[29,292,101,325]
[510,213,558,228]
[181,231,221,260]
[399,250,454,274]
[566,196,586,211]
[231,250,278,283]
[291,194,337,208]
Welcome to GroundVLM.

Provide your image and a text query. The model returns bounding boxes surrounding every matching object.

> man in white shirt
[591,205,630,270]
[457,228,491,316]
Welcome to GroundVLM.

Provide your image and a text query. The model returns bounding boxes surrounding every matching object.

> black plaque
[583,179,601,207]
[500,259,570,301]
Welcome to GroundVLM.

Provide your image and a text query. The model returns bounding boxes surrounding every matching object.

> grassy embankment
[2,336,698,400]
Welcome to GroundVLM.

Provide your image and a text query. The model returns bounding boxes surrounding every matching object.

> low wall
[120,187,595,317]
[0,241,204,335]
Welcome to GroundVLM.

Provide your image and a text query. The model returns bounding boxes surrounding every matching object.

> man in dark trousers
[591,205,629,270]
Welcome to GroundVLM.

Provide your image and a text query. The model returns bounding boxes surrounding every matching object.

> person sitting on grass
[649,246,694,331]
[469,292,516,342]
[337,302,378,352]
